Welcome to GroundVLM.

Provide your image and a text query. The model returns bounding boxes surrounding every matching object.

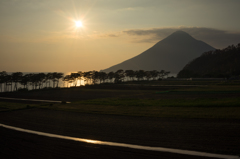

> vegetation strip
[0,97,70,103]
[0,123,239,159]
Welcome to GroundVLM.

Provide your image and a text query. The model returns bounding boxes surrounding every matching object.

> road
[0,108,239,159]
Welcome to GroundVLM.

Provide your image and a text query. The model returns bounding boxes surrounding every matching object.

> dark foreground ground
[0,108,239,159]
[1,85,240,102]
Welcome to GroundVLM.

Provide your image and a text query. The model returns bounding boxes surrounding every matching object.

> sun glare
[75,21,83,28]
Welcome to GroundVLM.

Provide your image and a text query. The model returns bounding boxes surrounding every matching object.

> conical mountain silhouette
[102,30,215,74]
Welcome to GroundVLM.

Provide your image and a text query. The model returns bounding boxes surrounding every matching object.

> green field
[1,83,240,119]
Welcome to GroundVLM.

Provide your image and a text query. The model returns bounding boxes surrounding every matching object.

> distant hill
[102,31,215,74]
[177,44,240,78]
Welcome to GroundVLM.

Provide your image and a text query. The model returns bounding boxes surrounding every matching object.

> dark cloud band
[122,27,240,49]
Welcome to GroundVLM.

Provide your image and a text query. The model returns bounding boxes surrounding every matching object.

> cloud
[94,31,122,38]
[99,33,120,38]
[122,26,240,49]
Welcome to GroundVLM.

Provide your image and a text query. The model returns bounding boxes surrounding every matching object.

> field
[1,80,240,119]
[1,80,240,157]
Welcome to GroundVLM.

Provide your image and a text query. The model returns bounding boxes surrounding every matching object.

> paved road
[0,109,239,158]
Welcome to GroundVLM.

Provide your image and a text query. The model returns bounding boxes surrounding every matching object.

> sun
[75,21,83,28]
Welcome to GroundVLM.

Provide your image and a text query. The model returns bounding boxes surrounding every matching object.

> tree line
[0,70,170,92]
[63,70,170,87]
[0,72,63,92]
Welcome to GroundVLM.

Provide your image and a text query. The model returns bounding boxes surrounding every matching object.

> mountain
[177,44,240,78]
[102,31,215,74]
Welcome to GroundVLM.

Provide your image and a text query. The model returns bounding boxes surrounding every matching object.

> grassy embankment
[1,80,240,119]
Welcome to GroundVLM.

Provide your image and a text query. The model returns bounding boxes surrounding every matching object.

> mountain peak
[156,30,197,46]
[164,30,194,41]
[172,30,190,35]
[102,30,215,74]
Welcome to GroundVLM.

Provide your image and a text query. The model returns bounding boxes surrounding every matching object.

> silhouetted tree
[107,71,115,83]
[4,74,12,92]
[83,71,93,85]
[45,73,53,88]
[114,69,125,83]
[99,72,107,83]
[77,71,83,86]
[0,71,7,92]
[145,71,152,81]
[135,70,145,81]
[91,71,99,84]
[150,70,159,80]
[11,72,23,91]
[70,73,80,87]
[55,73,64,88]
[28,74,39,90]
[125,70,135,81]
[20,74,30,89]
[63,75,74,88]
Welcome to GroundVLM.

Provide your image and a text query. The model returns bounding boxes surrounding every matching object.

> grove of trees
[178,43,240,78]
[0,72,63,92]
[62,70,170,87]
[0,70,170,92]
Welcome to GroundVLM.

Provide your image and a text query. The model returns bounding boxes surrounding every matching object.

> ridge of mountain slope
[102,31,215,74]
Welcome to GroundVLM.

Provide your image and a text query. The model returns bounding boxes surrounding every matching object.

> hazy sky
[1,0,240,72]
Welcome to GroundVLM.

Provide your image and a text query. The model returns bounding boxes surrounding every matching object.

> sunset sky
[1,0,240,72]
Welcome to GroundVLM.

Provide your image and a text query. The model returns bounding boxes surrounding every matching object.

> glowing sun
[75,21,83,28]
